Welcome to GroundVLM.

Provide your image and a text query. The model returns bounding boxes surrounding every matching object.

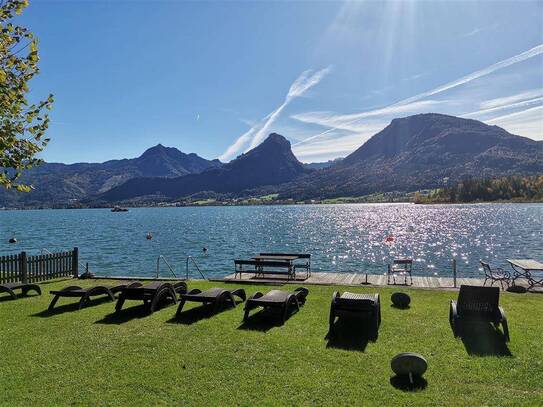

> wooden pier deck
[216,272,489,290]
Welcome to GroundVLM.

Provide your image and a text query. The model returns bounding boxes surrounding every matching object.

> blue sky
[20,0,543,163]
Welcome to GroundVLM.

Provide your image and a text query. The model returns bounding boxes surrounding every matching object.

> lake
[0,204,541,280]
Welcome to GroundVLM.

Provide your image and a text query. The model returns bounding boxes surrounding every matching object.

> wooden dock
[216,272,489,290]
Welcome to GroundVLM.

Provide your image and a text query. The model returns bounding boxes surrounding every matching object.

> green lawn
[1,279,542,406]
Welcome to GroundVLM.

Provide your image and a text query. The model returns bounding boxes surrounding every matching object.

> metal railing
[154,255,207,280]
[156,255,177,278]
[186,256,207,280]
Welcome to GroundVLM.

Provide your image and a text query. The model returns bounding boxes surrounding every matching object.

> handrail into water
[156,255,177,278]
[155,255,207,280]
[186,256,207,280]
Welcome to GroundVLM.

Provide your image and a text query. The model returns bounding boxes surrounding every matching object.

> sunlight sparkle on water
[0,203,541,279]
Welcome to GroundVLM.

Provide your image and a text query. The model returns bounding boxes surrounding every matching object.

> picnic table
[252,255,300,262]
[506,259,543,291]
[256,253,312,278]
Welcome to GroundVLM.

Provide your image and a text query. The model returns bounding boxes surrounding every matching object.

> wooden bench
[234,259,295,279]
[259,253,311,277]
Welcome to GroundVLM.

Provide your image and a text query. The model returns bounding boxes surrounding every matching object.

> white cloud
[291,44,543,150]
[217,121,261,162]
[465,95,543,118]
[293,131,365,162]
[478,89,543,110]
[487,105,543,139]
[463,27,482,38]
[218,67,331,162]
[395,44,543,106]
[402,72,425,81]
[292,100,450,147]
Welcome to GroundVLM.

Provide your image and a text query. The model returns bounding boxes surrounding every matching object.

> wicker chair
[449,285,510,342]
[480,260,510,290]
[329,292,381,335]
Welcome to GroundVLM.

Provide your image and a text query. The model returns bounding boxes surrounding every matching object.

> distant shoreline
[1,199,542,211]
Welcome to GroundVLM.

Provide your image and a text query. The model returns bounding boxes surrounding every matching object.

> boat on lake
[111,206,129,212]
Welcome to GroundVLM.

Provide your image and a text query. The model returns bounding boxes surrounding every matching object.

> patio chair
[176,287,246,317]
[449,285,510,342]
[387,258,413,285]
[115,281,187,314]
[243,287,309,324]
[329,292,381,335]
[49,281,140,311]
[0,282,41,300]
[480,260,510,290]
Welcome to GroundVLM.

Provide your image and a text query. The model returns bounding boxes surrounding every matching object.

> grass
[321,192,412,204]
[191,199,217,206]
[1,279,542,406]
[259,193,279,201]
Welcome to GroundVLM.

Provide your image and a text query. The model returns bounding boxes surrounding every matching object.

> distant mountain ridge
[133,144,222,177]
[1,113,541,207]
[0,145,221,206]
[97,133,306,202]
[304,158,343,170]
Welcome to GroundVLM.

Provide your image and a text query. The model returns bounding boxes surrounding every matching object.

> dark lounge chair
[480,260,510,290]
[176,287,246,317]
[329,292,381,335]
[0,282,41,299]
[243,287,309,324]
[49,281,140,311]
[115,281,187,314]
[449,285,510,342]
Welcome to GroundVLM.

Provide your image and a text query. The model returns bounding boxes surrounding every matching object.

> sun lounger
[49,281,140,311]
[0,282,41,299]
[176,287,246,317]
[243,287,309,324]
[449,285,510,342]
[329,291,381,334]
[115,281,187,314]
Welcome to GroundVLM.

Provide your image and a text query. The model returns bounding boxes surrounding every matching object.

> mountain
[279,113,543,199]
[98,133,306,202]
[3,114,541,207]
[0,145,221,206]
[130,144,222,177]
[303,158,343,170]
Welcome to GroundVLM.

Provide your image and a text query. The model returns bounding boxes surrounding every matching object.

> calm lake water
[0,204,541,279]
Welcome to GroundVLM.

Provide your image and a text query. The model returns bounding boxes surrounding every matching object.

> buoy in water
[385,235,395,243]
[146,232,153,240]
[8,237,17,244]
